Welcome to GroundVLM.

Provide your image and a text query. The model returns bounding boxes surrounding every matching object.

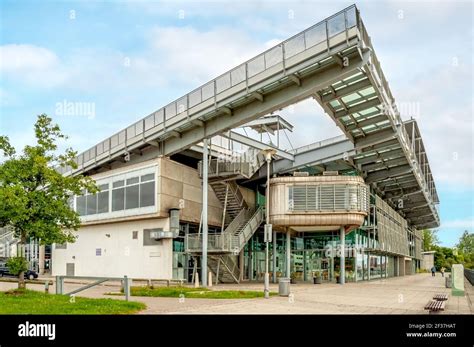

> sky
[0,0,472,247]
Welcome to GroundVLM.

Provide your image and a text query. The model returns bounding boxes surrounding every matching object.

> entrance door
[66,263,75,276]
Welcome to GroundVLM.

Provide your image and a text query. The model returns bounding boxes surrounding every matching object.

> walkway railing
[59,5,359,175]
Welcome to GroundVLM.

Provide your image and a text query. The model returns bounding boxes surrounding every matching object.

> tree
[456,230,474,255]
[422,229,439,251]
[0,115,97,288]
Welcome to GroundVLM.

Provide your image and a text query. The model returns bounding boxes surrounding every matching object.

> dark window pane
[113,180,124,188]
[112,188,125,211]
[97,191,109,214]
[98,183,108,191]
[125,185,139,209]
[76,196,86,216]
[86,194,97,215]
[140,181,155,207]
[141,173,154,182]
[127,177,139,185]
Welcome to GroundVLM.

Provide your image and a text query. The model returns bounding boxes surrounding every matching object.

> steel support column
[201,138,208,287]
[340,226,345,285]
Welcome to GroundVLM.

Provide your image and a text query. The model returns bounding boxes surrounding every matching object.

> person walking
[431,266,436,277]
[440,267,445,277]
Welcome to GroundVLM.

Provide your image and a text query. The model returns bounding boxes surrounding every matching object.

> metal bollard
[124,276,130,301]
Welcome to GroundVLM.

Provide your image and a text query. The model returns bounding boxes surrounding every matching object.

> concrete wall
[52,156,227,279]
[158,157,222,226]
[421,252,435,271]
[52,218,173,279]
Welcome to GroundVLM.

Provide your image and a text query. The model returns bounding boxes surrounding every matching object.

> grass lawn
[0,289,145,314]
[107,286,277,299]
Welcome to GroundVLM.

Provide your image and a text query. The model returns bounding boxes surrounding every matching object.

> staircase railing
[224,208,251,236]
[186,206,263,254]
[197,147,265,180]
[224,180,246,210]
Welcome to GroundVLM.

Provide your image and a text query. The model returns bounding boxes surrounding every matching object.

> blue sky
[0,0,472,247]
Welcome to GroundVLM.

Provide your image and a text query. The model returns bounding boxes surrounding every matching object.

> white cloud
[0,44,67,88]
[441,217,474,230]
[147,26,266,85]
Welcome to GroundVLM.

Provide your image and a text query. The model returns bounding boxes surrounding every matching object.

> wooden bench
[424,300,445,314]
[433,293,448,301]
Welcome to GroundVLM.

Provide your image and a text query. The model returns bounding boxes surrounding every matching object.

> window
[140,174,155,207]
[112,186,125,211]
[76,169,156,216]
[96,248,102,256]
[76,195,86,216]
[132,231,138,239]
[125,184,139,209]
[97,184,109,214]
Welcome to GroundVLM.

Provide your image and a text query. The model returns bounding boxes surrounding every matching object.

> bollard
[44,281,49,294]
[208,272,213,287]
[194,272,200,288]
[124,276,130,301]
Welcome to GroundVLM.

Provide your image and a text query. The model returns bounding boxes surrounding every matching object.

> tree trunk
[18,237,26,290]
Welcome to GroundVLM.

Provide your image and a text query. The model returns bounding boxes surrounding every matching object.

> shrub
[6,257,28,276]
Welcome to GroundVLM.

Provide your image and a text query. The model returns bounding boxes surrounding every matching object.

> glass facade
[237,228,404,283]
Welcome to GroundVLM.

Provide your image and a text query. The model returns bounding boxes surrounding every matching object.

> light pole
[261,148,276,299]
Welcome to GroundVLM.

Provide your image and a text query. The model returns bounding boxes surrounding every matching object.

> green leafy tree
[0,114,97,288]
[456,230,474,255]
[422,229,439,251]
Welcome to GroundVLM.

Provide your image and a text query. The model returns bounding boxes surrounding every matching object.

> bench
[433,293,448,301]
[424,300,445,314]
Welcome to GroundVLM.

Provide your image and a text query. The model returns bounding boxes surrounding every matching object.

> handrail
[60,5,359,175]
[224,208,252,235]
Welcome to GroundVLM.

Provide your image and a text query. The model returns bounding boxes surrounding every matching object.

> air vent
[322,171,339,176]
[293,172,309,177]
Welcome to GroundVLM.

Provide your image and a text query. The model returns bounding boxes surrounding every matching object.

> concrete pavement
[0,273,472,314]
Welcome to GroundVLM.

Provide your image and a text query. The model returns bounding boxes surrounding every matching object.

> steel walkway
[62,5,439,229]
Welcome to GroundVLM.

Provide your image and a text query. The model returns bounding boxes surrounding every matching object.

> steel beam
[221,131,294,161]
[162,51,369,157]
[365,164,412,184]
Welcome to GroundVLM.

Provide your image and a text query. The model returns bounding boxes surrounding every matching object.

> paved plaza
[0,273,472,314]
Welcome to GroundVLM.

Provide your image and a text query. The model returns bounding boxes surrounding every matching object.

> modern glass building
[44,5,439,284]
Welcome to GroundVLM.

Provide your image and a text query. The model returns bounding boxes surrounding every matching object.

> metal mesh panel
[305,23,327,48]
[248,55,265,77]
[177,97,187,114]
[231,65,246,86]
[96,142,103,155]
[127,125,135,139]
[118,130,126,144]
[265,46,283,68]
[189,89,201,107]
[166,103,176,118]
[284,33,305,58]
[201,82,214,101]
[216,73,231,93]
[155,109,164,124]
[145,114,155,130]
[111,134,118,148]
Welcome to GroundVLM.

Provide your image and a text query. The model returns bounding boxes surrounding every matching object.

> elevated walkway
[63,5,438,229]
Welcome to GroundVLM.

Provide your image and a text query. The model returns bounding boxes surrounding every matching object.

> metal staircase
[188,148,266,283]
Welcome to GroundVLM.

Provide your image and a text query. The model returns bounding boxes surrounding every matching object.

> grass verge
[107,286,277,299]
[0,289,145,314]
